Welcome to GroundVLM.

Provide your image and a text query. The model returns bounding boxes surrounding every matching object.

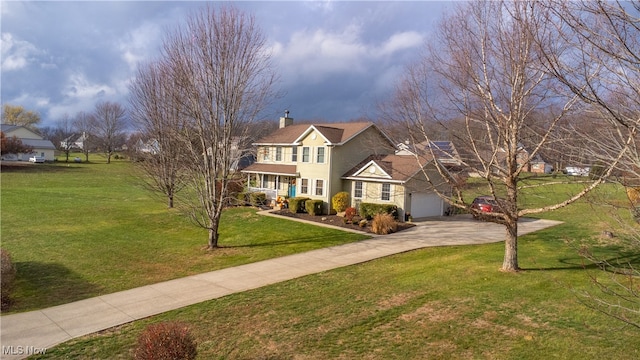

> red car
[471,196,504,219]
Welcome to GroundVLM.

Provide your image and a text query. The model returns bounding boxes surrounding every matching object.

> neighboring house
[1,124,56,161]
[134,138,160,155]
[60,132,89,150]
[241,114,451,220]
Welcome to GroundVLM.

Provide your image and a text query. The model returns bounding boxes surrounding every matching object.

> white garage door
[410,192,443,218]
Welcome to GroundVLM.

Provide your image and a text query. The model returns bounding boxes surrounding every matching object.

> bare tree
[73,111,94,162]
[53,114,77,163]
[385,0,629,272]
[146,5,277,249]
[129,60,188,208]
[536,0,640,328]
[90,101,129,164]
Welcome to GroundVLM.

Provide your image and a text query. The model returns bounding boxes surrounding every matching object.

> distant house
[241,114,451,220]
[1,124,56,161]
[60,132,89,150]
[134,138,160,155]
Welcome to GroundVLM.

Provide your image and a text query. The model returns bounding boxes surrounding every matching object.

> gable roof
[342,154,434,183]
[1,124,42,139]
[253,122,390,146]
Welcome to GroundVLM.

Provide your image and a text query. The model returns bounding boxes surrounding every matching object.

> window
[316,147,325,163]
[302,147,310,162]
[300,178,309,194]
[354,181,363,199]
[262,147,270,161]
[275,146,282,161]
[291,146,298,162]
[315,179,324,196]
[381,183,391,201]
[262,175,269,189]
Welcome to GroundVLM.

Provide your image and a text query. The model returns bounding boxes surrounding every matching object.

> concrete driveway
[0,214,561,360]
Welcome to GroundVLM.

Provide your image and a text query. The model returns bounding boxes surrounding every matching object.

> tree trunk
[502,218,519,272]
[207,228,219,249]
[167,194,174,208]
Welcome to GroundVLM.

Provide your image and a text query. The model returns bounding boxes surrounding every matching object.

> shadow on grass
[1,162,86,173]
[7,261,102,313]
[523,252,640,272]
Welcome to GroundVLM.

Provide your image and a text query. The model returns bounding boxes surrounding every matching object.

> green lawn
[3,159,639,358]
[31,229,640,359]
[0,158,367,312]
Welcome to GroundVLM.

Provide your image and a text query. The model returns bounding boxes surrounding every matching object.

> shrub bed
[372,213,398,235]
[288,197,310,213]
[331,192,350,213]
[360,203,398,220]
[305,199,324,216]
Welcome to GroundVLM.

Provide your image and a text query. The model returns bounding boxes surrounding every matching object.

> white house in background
[60,132,89,150]
[241,113,451,220]
[1,124,56,161]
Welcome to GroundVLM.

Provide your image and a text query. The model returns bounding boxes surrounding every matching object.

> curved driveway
[0,214,561,359]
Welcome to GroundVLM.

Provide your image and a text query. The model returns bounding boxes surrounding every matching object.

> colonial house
[60,132,89,150]
[241,114,451,220]
[1,124,56,161]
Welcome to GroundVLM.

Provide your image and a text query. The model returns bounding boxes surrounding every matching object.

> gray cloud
[1,1,451,127]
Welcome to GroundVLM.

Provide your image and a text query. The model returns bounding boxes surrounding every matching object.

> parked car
[471,196,504,219]
[28,156,45,163]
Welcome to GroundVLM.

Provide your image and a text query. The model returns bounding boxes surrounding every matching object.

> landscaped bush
[305,199,324,216]
[1,249,16,310]
[345,207,357,223]
[249,192,267,207]
[331,191,350,213]
[371,213,397,235]
[288,197,309,213]
[134,321,197,360]
[359,203,398,220]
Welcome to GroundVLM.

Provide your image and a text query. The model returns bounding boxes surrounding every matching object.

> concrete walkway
[0,214,561,359]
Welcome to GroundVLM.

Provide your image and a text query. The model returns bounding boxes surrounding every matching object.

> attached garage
[410,192,444,218]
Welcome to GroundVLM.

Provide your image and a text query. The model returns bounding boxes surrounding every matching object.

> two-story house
[241,114,451,220]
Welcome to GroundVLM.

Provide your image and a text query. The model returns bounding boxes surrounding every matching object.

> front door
[288,178,296,197]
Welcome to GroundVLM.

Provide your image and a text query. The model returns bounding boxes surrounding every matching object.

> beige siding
[328,127,394,209]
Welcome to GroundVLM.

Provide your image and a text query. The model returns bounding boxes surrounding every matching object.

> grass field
[3,158,639,358]
[0,156,367,312]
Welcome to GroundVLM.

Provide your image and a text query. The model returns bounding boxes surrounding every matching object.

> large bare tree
[90,101,129,164]
[537,0,640,328]
[385,0,629,272]
[129,60,188,208]
[143,5,277,249]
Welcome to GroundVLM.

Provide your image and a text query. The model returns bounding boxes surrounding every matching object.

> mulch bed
[270,209,415,234]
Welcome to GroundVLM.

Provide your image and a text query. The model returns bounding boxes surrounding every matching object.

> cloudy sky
[1,1,451,128]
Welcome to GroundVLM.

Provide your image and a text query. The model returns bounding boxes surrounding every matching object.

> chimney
[279,109,293,128]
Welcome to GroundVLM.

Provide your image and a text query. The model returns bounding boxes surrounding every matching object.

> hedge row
[359,202,398,220]
[288,197,309,213]
[288,197,325,216]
